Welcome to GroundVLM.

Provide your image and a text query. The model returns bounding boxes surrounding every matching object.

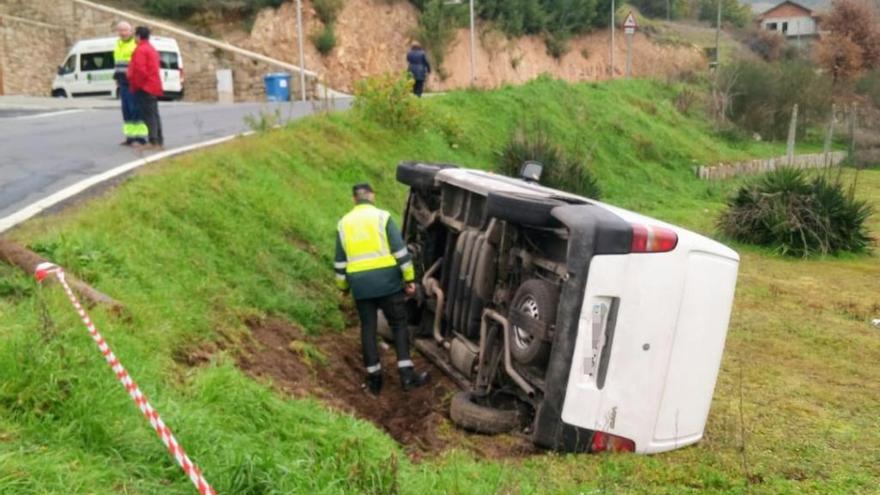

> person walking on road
[127,26,164,150]
[113,21,147,146]
[406,42,431,97]
[335,183,430,395]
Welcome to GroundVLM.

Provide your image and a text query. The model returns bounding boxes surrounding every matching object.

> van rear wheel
[449,391,523,434]
[508,279,558,367]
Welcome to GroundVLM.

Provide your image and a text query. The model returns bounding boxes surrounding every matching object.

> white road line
[0,132,254,234]
[13,109,86,120]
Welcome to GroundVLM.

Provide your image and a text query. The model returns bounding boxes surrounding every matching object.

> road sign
[623,11,637,34]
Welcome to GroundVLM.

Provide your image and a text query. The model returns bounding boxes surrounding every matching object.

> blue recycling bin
[264,72,292,102]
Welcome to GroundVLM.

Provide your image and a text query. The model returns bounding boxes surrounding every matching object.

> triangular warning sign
[623,12,637,29]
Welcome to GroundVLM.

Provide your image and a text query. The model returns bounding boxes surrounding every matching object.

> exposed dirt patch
[235,317,537,460]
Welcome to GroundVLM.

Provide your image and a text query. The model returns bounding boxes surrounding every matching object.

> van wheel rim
[513,297,540,350]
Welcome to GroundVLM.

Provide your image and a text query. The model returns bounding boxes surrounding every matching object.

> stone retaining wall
[696,151,849,180]
[0,15,68,96]
[0,0,322,101]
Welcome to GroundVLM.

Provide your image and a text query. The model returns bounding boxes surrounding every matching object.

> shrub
[353,72,423,130]
[144,0,285,21]
[412,0,463,80]
[744,28,785,62]
[313,0,345,25]
[499,125,601,198]
[697,0,751,27]
[718,168,873,257]
[311,24,337,55]
[725,59,833,139]
[855,70,880,107]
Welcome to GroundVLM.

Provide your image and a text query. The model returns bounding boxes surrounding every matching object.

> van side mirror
[57,66,65,75]
[520,161,543,183]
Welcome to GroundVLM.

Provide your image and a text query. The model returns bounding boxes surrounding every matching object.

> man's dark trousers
[136,91,163,146]
[413,79,425,97]
[354,291,411,371]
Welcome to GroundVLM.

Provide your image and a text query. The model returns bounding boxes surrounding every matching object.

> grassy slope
[0,79,877,494]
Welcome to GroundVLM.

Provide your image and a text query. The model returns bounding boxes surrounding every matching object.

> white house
[756,1,821,38]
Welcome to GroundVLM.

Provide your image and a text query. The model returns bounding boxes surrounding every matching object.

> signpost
[623,11,637,79]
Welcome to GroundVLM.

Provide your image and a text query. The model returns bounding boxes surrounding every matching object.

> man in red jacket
[127,26,164,149]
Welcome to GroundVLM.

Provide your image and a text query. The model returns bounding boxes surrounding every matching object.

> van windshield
[80,51,113,72]
[159,51,179,70]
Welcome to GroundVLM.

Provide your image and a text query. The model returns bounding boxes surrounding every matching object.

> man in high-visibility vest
[113,21,148,146]
[335,183,429,395]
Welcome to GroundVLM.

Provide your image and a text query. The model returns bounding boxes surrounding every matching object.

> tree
[698,0,751,28]
[816,33,865,82]
[820,0,880,70]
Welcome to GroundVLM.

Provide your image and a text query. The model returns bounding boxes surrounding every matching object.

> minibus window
[80,52,113,72]
[160,52,180,70]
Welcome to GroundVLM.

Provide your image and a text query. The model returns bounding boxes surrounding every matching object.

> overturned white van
[395,162,739,454]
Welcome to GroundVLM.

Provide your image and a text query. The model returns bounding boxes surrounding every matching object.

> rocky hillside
[238,0,707,92]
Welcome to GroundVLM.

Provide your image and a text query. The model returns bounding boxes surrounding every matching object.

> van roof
[72,36,180,51]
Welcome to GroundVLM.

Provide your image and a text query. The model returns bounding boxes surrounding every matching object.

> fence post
[848,103,857,161]
[786,104,798,166]
[823,103,835,168]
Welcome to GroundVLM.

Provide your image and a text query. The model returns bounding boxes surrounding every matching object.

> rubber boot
[365,372,383,395]
[400,367,430,391]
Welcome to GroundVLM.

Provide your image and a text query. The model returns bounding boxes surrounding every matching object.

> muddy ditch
[227,317,537,460]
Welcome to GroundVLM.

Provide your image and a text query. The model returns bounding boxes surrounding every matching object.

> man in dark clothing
[335,183,429,395]
[406,43,431,97]
[127,26,164,150]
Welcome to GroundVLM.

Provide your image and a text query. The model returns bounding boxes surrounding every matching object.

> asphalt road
[0,98,351,222]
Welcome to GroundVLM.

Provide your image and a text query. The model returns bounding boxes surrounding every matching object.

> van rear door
[560,226,739,454]
[158,50,182,95]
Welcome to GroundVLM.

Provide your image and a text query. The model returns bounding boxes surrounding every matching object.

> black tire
[51,89,67,98]
[449,391,523,434]
[396,162,456,189]
[508,279,559,367]
[486,191,565,227]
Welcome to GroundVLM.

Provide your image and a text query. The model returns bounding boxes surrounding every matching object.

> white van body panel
[51,36,183,98]
[560,232,738,454]
[434,167,740,454]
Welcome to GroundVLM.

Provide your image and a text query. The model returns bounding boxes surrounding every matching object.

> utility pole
[610,0,616,77]
[296,0,307,101]
[666,0,671,21]
[714,0,721,69]
[469,0,476,87]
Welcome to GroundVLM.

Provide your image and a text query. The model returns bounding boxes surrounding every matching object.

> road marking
[0,132,254,234]
[12,109,86,120]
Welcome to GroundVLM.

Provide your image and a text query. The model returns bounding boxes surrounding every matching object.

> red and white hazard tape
[35,262,216,495]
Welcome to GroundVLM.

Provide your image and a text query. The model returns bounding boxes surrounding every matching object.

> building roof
[756,1,817,20]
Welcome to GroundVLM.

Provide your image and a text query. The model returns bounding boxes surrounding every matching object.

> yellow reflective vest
[334,203,415,299]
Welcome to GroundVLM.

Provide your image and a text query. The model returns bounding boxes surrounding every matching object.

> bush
[718,168,873,257]
[856,70,880,107]
[697,0,751,27]
[744,28,785,62]
[353,72,423,130]
[144,0,285,21]
[311,24,337,55]
[499,125,601,198]
[412,0,463,79]
[725,59,832,140]
[313,0,345,24]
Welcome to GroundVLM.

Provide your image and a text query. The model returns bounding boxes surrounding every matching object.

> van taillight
[591,431,636,453]
[631,224,678,253]
[179,68,185,83]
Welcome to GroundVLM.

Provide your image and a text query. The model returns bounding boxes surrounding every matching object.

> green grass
[0,78,877,494]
